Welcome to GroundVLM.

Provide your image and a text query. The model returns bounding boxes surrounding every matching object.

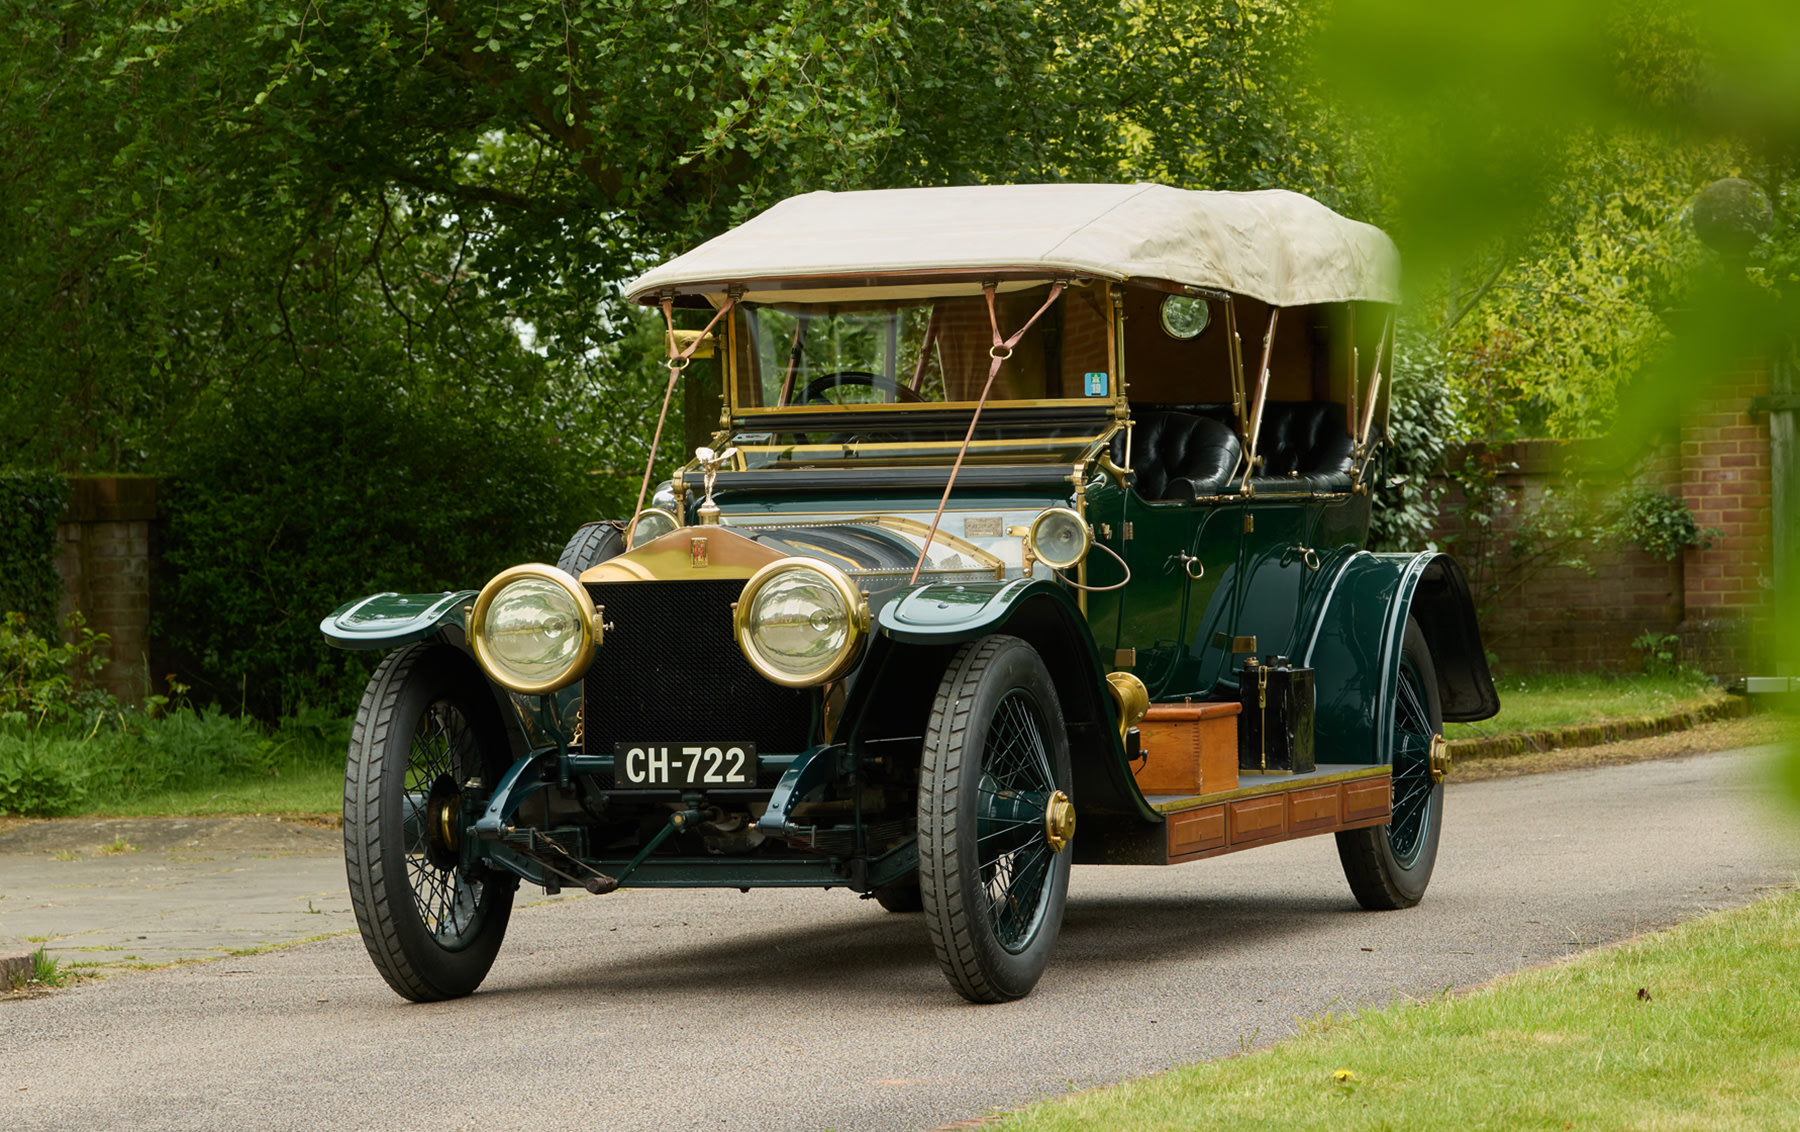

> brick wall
[53,477,159,706]
[1425,362,1776,678]
[1429,440,1687,671]
[1677,369,1775,672]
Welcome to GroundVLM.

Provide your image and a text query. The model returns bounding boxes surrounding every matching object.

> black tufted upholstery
[1125,401,1358,499]
[1248,402,1355,493]
[1126,411,1240,500]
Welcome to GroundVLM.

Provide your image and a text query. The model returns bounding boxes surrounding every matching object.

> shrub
[1608,486,1718,561]
[157,380,598,718]
[1370,325,1466,550]
[0,472,66,637]
[0,738,87,817]
[0,611,115,729]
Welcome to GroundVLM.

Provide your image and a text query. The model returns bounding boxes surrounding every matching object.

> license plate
[613,743,757,788]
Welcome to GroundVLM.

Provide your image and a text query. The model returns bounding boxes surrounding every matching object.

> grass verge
[992,890,1800,1132]
[1450,712,1791,783]
[1445,671,1724,741]
[0,707,345,818]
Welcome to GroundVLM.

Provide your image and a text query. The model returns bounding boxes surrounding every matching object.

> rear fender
[873,579,1159,822]
[1302,551,1497,765]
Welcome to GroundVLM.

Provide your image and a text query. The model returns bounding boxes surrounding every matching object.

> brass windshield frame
[723,281,1127,424]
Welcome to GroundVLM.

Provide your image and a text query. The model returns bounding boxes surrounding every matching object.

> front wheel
[345,644,515,1001]
[1336,618,1445,910]
[919,635,1074,1003]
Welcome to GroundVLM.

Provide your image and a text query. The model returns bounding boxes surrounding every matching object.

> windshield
[730,283,1112,410]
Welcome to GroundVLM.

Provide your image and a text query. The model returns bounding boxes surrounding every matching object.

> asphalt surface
[0,816,349,969]
[4,747,1797,1132]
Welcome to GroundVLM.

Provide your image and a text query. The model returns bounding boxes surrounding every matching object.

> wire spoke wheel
[1336,618,1445,910]
[1386,660,1437,868]
[345,644,515,1001]
[977,694,1058,952]
[919,635,1074,1003]
[399,700,485,948]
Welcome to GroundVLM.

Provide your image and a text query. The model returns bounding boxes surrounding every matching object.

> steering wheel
[799,370,927,405]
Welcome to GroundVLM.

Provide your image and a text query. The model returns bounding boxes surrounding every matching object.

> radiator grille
[582,578,814,761]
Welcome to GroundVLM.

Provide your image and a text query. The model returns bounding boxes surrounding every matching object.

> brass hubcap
[424,778,463,870]
[1044,790,1076,853]
[1428,734,1450,784]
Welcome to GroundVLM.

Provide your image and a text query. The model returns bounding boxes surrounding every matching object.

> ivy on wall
[0,472,67,635]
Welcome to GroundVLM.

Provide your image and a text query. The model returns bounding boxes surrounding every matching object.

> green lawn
[1445,672,1724,741]
[88,758,343,818]
[993,891,1800,1131]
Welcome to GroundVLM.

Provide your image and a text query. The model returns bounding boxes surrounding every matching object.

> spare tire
[556,522,625,575]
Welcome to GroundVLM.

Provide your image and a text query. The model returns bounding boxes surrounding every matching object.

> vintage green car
[321,183,1498,1004]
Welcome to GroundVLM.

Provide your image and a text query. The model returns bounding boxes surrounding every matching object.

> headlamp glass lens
[748,567,850,678]
[629,509,678,547]
[483,577,586,685]
[1031,510,1090,569]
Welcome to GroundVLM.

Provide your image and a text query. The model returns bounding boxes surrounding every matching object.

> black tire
[1336,617,1444,910]
[345,644,515,1001]
[919,635,1074,1003]
[556,521,625,575]
[873,880,924,913]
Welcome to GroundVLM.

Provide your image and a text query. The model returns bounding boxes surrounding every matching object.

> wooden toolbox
[1134,701,1241,795]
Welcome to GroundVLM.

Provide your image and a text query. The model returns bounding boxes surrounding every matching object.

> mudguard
[877,577,1161,823]
[877,577,1043,643]
[1301,551,1497,766]
[319,590,478,651]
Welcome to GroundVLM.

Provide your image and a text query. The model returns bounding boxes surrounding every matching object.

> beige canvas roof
[627,183,1400,308]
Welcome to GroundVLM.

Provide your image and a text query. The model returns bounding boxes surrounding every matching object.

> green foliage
[1369,323,1465,549]
[0,739,89,818]
[157,380,594,717]
[4,947,64,991]
[0,705,347,818]
[29,948,65,989]
[1608,485,1717,561]
[0,473,66,636]
[1631,631,1686,677]
[0,611,115,729]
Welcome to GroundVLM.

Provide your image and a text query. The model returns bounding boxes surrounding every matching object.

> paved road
[4,748,1797,1132]
[0,816,351,969]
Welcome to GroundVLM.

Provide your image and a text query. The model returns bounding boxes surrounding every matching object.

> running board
[1073,764,1391,866]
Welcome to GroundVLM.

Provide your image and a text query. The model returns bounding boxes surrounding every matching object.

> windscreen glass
[731,284,1111,410]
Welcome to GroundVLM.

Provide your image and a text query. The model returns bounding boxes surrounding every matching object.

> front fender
[876,576,1044,644]
[875,578,1161,824]
[319,590,478,651]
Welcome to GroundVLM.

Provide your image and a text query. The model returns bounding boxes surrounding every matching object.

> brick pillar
[1678,366,1775,676]
[53,477,159,706]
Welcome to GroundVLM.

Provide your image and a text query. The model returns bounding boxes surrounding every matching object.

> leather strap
[910,281,1067,584]
[636,295,738,523]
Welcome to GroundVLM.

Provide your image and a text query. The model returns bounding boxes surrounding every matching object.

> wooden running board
[1152,764,1392,865]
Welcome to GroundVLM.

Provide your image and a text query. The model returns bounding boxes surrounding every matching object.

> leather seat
[1247,402,1355,494]
[1120,407,1240,500]
[1125,401,1357,500]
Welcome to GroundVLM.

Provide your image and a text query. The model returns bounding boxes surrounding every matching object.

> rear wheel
[919,635,1074,1003]
[345,644,515,1001]
[1336,618,1444,910]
